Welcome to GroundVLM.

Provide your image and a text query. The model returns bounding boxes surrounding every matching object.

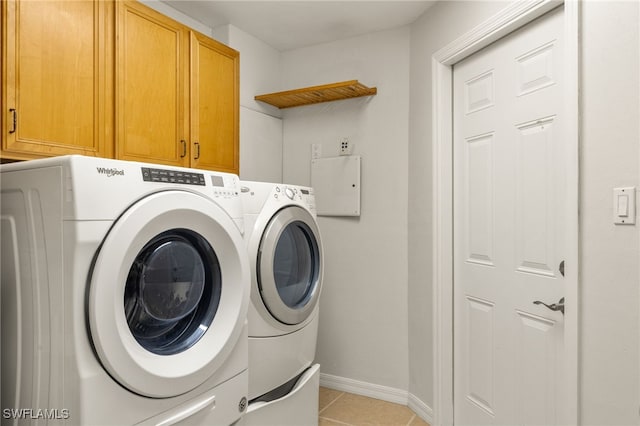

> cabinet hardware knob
[180,140,186,158]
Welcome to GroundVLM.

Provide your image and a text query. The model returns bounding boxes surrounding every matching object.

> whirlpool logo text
[96,167,125,177]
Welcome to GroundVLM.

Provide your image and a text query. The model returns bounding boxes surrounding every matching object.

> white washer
[240,181,323,424]
[1,156,250,425]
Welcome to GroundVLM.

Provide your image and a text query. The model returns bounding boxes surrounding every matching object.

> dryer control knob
[285,187,295,200]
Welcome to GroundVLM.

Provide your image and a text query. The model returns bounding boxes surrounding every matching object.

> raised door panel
[515,117,557,277]
[116,1,189,167]
[190,32,239,174]
[515,311,560,425]
[464,132,494,266]
[465,296,496,417]
[2,0,113,160]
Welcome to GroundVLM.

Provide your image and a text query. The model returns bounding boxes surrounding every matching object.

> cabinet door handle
[194,142,200,160]
[180,140,186,158]
[9,108,17,134]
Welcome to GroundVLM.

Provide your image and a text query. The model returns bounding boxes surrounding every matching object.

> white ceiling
[162,1,435,51]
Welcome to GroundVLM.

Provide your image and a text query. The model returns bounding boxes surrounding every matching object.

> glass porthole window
[272,221,320,309]
[124,229,221,355]
[257,205,323,326]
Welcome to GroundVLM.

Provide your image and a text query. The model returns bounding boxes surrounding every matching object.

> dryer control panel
[273,185,317,215]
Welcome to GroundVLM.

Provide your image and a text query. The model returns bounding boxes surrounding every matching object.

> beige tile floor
[319,387,431,426]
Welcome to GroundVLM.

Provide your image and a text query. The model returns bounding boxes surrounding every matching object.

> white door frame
[431,1,580,424]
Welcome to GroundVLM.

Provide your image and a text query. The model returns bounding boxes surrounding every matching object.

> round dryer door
[258,205,323,325]
[89,190,249,398]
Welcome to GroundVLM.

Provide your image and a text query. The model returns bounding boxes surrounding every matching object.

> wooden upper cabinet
[1,0,114,160]
[190,32,239,174]
[2,0,239,173]
[117,1,239,174]
[116,1,190,167]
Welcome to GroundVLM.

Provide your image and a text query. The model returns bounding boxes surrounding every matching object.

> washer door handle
[137,392,216,425]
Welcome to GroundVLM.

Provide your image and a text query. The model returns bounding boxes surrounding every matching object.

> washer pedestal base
[241,364,320,426]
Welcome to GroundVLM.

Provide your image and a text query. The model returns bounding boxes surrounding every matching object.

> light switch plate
[613,187,635,225]
[311,144,322,160]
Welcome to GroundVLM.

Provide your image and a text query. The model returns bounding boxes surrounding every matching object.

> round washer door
[89,190,249,398]
[257,205,323,325]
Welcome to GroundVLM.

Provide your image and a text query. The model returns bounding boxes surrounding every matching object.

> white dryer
[1,156,250,425]
[240,181,323,424]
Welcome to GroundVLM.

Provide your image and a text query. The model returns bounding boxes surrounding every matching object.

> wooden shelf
[255,80,377,109]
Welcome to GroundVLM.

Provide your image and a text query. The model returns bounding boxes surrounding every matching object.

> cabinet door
[2,0,113,160]
[116,1,189,167]
[190,32,239,174]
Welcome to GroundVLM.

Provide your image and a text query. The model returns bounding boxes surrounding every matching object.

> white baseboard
[319,373,433,424]
[320,373,408,405]
[408,392,434,425]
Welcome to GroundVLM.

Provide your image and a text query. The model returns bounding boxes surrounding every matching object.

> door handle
[533,297,565,315]
[9,108,17,134]
[194,141,200,160]
[180,140,186,158]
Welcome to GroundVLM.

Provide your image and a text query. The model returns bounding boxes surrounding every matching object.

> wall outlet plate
[339,137,353,156]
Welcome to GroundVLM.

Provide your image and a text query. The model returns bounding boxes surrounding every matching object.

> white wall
[280,28,411,392]
[580,2,640,423]
[408,0,507,408]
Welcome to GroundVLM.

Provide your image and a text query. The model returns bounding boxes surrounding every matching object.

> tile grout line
[319,390,345,416]
[405,413,416,426]
[318,416,354,426]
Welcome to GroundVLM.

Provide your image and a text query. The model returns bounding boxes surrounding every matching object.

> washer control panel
[140,166,240,200]
[141,167,205,186]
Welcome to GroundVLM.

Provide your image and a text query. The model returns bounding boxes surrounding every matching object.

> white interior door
[453,6,566,425]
